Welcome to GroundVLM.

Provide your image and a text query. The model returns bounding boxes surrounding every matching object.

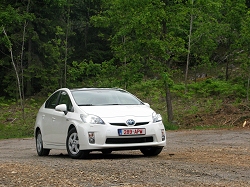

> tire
[36,130,50,156]
[66,128,89,159]
[140,147,163,156]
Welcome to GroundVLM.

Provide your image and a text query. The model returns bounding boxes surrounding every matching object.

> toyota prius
[34,88,166,159]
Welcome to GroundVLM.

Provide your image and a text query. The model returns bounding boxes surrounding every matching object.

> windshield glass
[71,89,142,106]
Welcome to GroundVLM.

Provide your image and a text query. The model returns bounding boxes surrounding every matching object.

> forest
[1,0,250,138]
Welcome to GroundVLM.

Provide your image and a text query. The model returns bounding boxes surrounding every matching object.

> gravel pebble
[0,128,250,186]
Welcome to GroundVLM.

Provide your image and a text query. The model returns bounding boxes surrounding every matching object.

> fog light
[161,129,166,141]
[88,132,95,144]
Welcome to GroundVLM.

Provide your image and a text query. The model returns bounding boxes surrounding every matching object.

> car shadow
[49,152,145,160]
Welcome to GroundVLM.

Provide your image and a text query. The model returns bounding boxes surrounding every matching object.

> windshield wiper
[105,103,140,105]
[78,104,94,106]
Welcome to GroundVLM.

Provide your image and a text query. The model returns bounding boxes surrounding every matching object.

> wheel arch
[68,124,76,134]
[35,127,41,137]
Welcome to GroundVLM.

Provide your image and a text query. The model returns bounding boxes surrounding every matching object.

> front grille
[105,137,153,144]
[109,122,149,126]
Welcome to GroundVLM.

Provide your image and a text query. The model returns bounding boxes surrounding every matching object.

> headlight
[152,112,162,123]
[80,114,105,124]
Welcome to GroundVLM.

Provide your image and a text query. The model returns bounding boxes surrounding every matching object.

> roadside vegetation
[1,66,249,139]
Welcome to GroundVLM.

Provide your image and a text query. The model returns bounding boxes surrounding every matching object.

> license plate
[118,128,146,136]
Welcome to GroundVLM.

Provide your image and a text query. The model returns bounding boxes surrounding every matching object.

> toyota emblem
[126,119,136,126]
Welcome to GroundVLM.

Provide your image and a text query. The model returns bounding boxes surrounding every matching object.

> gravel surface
[0,128,250,187]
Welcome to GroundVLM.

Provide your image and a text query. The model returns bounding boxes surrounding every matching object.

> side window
[58,91,74,112]
[45,91,60,109]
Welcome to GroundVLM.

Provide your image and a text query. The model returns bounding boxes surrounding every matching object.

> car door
[42,91,60,144]
[50,91,74,145]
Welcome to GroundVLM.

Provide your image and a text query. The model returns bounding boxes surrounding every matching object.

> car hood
[79,105,154,118]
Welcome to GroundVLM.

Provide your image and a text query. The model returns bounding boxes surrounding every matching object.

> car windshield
[71,89,143,106]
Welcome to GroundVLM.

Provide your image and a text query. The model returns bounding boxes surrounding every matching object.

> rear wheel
[36,130,50,156]
[66,128,89,159]
[140,147,163,156]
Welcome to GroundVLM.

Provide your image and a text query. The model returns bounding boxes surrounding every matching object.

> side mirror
[55,104,68,115]
[143,102,150,107]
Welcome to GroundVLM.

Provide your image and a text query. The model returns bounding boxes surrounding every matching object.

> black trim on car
[105,137,153,144]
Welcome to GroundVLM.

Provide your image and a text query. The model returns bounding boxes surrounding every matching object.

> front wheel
[66,128,89,159]
[140,147,163,156]
[36,130,50,156]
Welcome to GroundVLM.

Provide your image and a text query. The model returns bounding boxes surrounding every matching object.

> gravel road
[0,128,250,187]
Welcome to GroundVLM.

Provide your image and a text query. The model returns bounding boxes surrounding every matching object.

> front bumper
[76,121,166,151]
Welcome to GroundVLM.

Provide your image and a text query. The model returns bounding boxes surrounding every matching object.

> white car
[34,88,166,159]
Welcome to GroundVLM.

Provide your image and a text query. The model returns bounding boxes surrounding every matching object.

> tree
[25,0,72,93]
[2,27,23,107]
[172,0,226,91]
[216,0,246,81]
[91,0,187,122]
[238,10,250,102]
[0,1,33,120]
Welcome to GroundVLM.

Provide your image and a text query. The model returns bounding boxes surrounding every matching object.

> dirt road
[0,128,250,187]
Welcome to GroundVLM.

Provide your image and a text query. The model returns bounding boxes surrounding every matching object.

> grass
[164,122,179,130]
[0,97,45,139]
[0,123,33,139]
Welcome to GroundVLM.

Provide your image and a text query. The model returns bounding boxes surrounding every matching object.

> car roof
[69,88,125,92]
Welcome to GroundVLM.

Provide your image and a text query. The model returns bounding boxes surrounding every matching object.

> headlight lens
[80,114,105,124]
[152,112,162,123]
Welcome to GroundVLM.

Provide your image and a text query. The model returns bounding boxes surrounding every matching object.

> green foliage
[172,83,189,98]
[1,0,248,99]
[43,0,68,6]
[129,79,163,103]
[187,79,246,98]
[0,5,22,26]
[67,60,109,88]
[69,60,101,80]
[188,105,199,114]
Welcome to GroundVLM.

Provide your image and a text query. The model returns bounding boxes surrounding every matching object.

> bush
[187,79,246,98]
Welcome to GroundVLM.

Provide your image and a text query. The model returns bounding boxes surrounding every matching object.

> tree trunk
[165,80,174,122]
[64,3,71,87]
[162,4,174,123]
[185,0,194,93]
[225,58,229,81]
[247,76,250,102]
[122,36,127,90]
[26,38,32,96]
[3,27,24,113]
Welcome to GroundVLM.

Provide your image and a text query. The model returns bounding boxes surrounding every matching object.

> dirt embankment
[181,103,250,129]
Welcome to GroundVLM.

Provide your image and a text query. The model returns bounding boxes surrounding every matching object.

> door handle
[52,117,56,120]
